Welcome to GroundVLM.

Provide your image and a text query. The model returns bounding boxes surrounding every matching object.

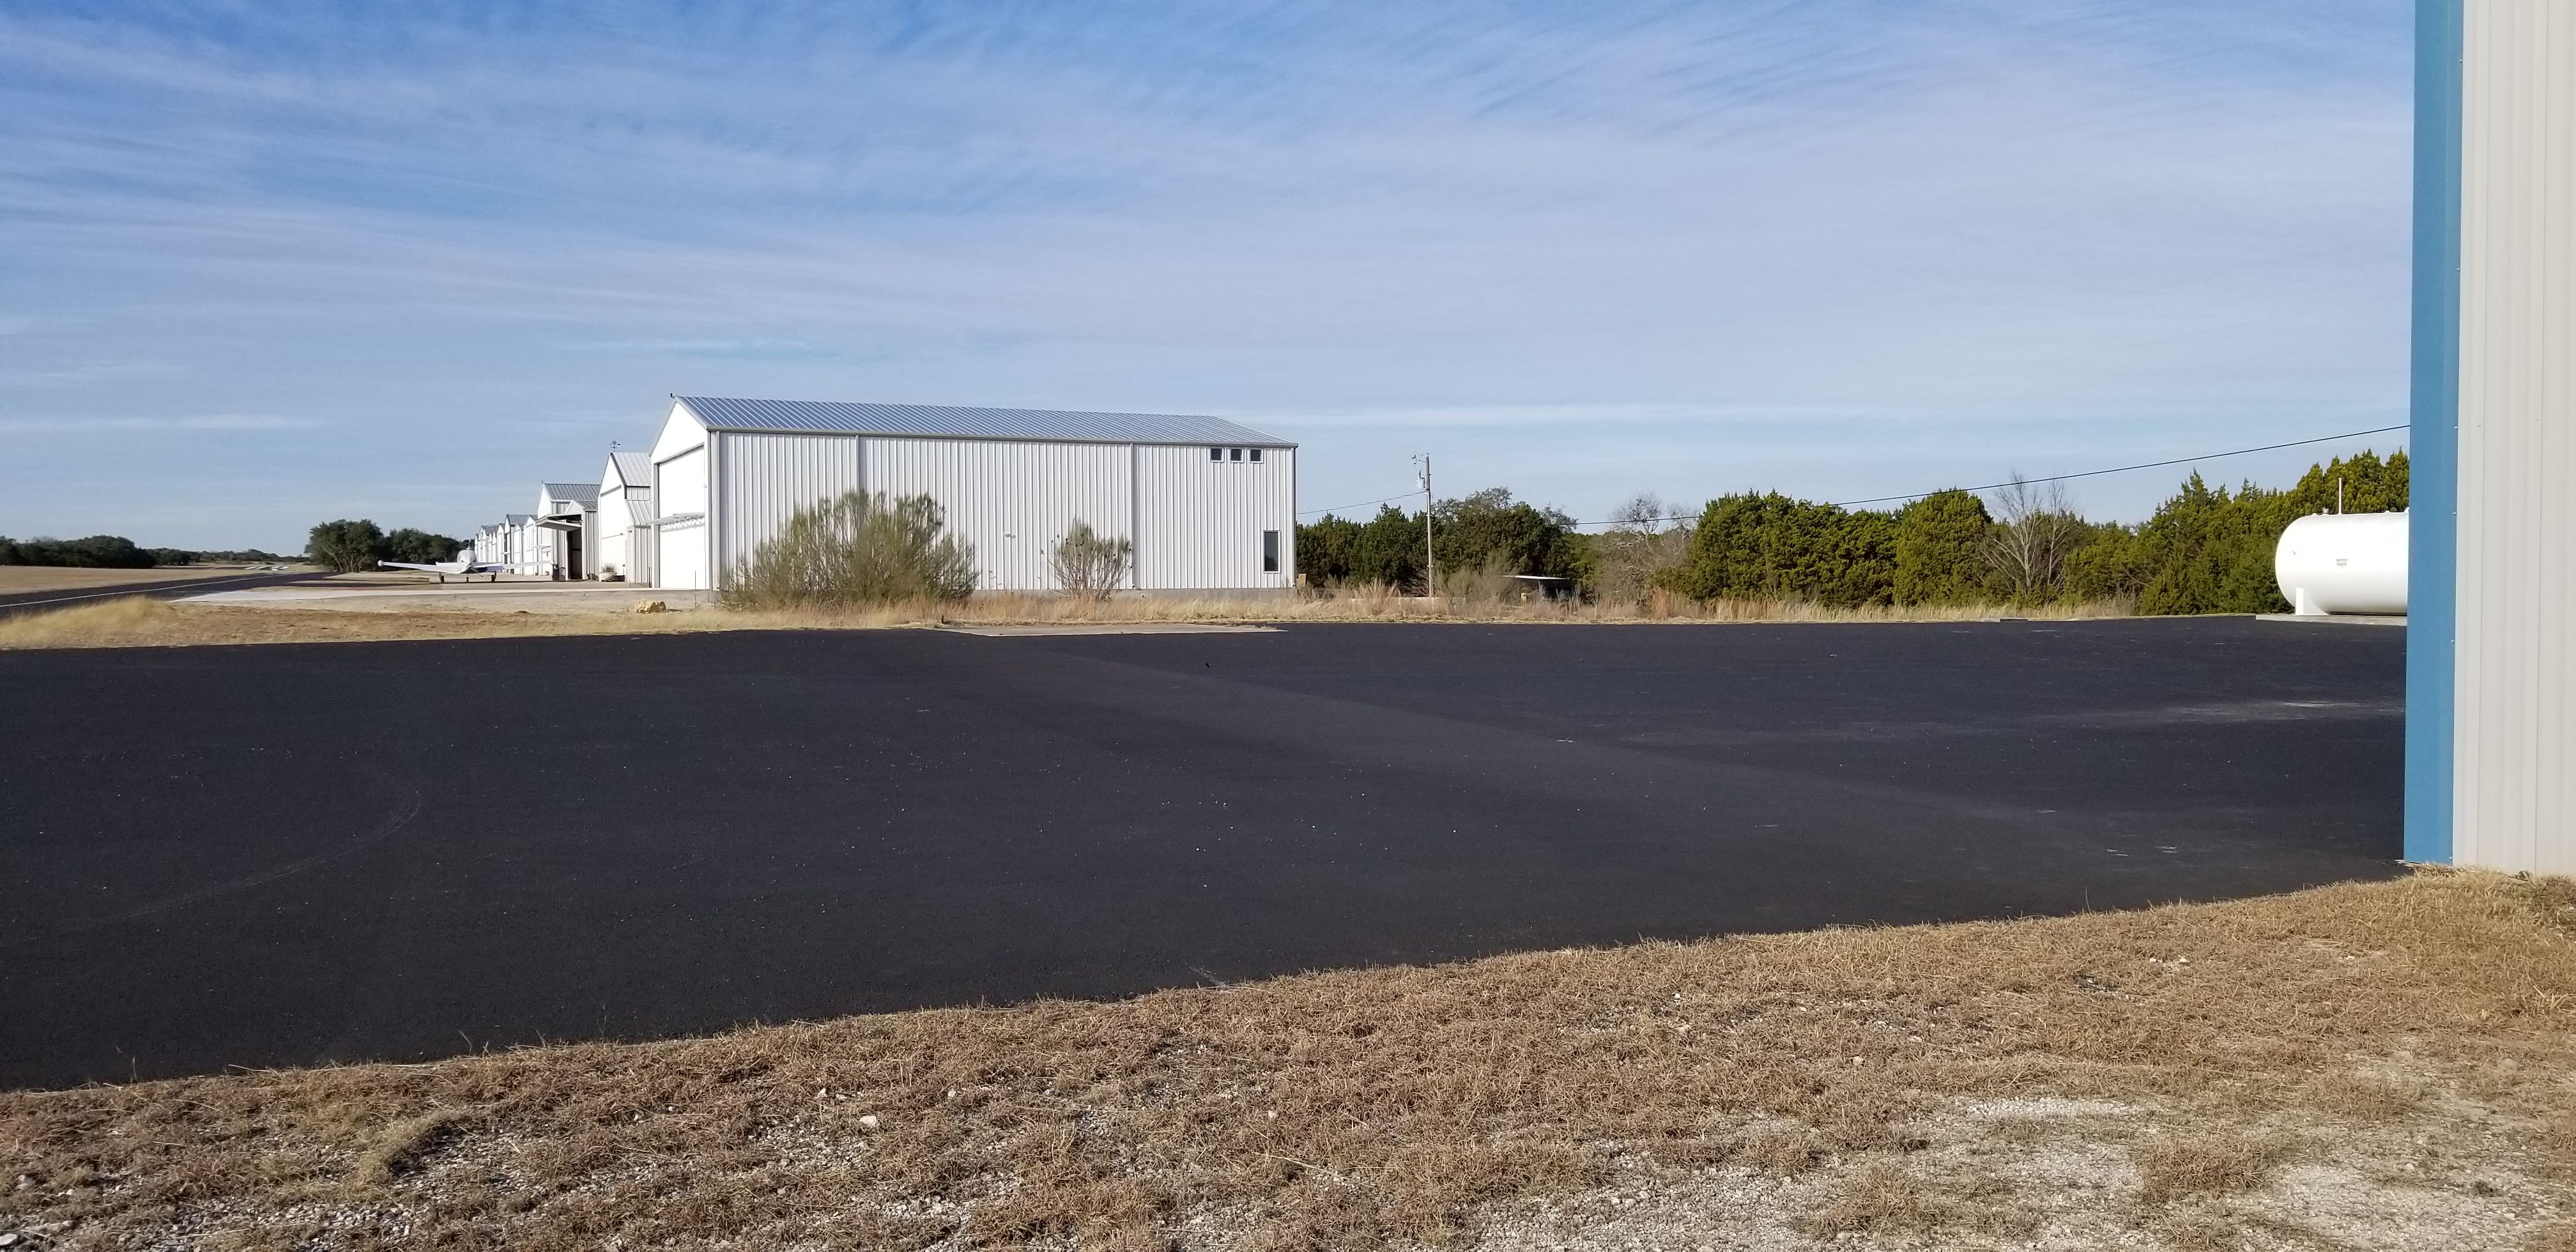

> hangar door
[657,520,708,590]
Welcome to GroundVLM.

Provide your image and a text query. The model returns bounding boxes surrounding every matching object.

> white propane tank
[2274,510,2407,615]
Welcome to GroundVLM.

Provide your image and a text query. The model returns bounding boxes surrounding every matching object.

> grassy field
[0,588,2137,652]
[5,871,2570,1250]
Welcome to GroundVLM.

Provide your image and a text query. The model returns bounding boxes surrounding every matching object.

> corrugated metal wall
[1135,445,1296,590]
[2453,0,2576,873]
[862,437,1135,591]
[713,434,864,576]
[662,429,1294,593]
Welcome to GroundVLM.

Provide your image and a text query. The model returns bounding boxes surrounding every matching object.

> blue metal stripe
[2405,0,2462,865]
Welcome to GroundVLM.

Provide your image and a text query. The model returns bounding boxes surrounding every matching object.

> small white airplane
[378,558,507,583]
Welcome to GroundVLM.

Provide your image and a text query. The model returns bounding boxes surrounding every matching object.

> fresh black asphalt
[0,570,323,617]
[0,618,2402,1089]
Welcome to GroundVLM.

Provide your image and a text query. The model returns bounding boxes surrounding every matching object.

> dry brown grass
[0,595,920,650]
[947,586,2134,627]
[4,871,2573,1249]
[0,587,2137,653]
[2131,1131,2296,1205]
[0,566,289,594]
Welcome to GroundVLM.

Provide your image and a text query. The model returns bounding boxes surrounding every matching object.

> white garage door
[657,519,708,590]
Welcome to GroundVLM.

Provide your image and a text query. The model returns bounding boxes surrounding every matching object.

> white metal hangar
[641,397,1297,594]
[593,451,655,584]
[533,482,599,579]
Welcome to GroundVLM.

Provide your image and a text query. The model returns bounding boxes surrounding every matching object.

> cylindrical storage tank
[2274,511,2407,615]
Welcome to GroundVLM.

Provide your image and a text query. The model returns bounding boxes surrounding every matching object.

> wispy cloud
[555,339,840,361]
[0,1,2412,546]
[0,413,321,433]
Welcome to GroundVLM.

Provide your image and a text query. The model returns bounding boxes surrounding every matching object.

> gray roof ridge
[671,395,1293,446]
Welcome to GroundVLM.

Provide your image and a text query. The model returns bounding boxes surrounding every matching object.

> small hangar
[594,450,654,584]
[642,397,1298,593]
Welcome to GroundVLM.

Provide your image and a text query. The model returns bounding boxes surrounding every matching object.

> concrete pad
[2257,613,2407,627]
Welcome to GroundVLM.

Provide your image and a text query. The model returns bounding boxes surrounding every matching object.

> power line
[1298,490,1425,517]
[1565,422,2411,528]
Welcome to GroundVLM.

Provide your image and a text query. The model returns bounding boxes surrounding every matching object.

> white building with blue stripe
[2407,0,2576,874]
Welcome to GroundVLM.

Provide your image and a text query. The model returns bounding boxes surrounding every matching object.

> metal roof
[673,396,1292,447]
[609,451,652,486]
[543,482,600,505]
[504,514,531,524]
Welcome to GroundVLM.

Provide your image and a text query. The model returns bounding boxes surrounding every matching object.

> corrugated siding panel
[2455,0,2576,873]
[713,433,864,578]
[861,438,1133,591]
[1134,446,1296,590]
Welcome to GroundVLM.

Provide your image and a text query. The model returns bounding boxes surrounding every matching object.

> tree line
[0,535,288,568]
[1294,450,2407,615]
[305,520,465,573]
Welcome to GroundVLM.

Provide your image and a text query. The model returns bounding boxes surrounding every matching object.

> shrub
[1297,489,1582,595]
[1666,492,1896,609]
[724,491,976,609]
[1892,489,1993,605]
[1431,488,1586,586]
[1049,519,1132,599]
[1298,506,1429,592]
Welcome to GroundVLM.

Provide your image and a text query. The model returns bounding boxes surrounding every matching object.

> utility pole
[1414,455,1434,597]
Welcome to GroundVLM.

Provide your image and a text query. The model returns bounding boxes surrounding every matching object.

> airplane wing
[376,560,505,577]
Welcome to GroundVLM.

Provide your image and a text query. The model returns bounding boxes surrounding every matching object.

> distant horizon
[2,3,2412,551]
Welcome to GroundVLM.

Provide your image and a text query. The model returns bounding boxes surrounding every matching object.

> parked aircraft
[378,559,505,583]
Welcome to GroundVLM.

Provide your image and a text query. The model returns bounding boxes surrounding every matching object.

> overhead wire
[1298,489,1425,518]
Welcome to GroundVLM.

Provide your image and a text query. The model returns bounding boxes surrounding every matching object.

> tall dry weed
[724,490,976,609]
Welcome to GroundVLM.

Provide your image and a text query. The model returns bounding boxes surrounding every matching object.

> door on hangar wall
[657,520,708,590]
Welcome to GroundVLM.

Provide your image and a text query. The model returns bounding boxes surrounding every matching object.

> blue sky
[1,1,2412,551]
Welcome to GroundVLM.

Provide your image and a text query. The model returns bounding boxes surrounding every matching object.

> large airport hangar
[644,397,1297,593]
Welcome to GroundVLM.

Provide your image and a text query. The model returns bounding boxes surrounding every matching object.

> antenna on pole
[1414,454,1434,598]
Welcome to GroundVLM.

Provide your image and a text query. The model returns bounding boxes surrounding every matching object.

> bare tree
[1592,492,1693,608]
[1049,519,1133,599]
[1979,474,2084,602]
